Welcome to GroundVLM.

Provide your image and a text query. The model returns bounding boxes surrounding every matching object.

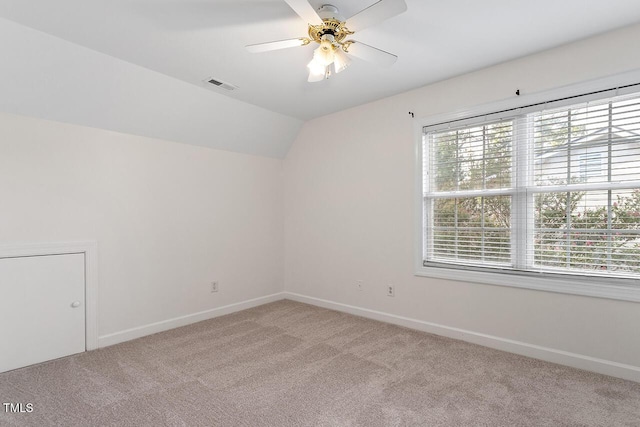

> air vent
[205,77,238,91]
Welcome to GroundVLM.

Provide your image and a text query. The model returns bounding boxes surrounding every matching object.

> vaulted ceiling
[1,0,640,157]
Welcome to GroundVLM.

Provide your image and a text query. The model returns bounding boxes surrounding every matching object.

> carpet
[1,299,639,426]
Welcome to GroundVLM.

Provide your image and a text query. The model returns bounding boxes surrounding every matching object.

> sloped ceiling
[1,0,640,157]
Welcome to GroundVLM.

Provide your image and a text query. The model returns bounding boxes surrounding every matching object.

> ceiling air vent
[205,77,238,91]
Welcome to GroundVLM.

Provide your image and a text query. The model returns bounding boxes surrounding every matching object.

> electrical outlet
[387,284,395,297]
[356,280,364,291]
[211,281,219,293]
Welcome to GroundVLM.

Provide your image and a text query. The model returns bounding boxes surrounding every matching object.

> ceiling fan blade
[284,0,323,25]
[345,41,397,67]
[346,0,407,32]
[246,38,309,53]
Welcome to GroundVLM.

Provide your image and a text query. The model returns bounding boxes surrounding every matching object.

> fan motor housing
[308,5,352,45]
[317,4,343,21]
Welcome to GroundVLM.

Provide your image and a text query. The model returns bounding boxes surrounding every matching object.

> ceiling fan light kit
[246,0,407,82]
[306,33,352,81]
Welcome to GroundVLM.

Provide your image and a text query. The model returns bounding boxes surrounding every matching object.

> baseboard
[98,292,285,348]
[284,292,640,383]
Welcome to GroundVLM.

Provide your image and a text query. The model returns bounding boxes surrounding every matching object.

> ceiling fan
[246,0,407,82]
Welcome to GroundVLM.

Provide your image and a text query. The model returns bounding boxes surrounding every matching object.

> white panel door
[0,253,85,373]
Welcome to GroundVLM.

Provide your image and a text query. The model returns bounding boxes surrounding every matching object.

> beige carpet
[1,300,639,426]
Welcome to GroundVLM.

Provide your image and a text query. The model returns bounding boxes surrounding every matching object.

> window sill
[415,265,640,303]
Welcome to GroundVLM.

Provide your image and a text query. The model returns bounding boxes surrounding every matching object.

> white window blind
[422,89,640,280]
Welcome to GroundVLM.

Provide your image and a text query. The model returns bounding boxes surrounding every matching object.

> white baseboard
[98,292,285,348]
[283,292,640,383]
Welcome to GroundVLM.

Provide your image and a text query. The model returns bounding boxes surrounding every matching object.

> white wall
[284,24,640,369]
[0,112,284,340]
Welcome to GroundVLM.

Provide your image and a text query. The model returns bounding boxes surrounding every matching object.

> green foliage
[535,110,587,148]
[535,189,640,273]
[432,196,511,264]
[431,122,513,264]
[432,123,511,192]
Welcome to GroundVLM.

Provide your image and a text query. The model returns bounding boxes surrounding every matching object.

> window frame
[414,71,640,302]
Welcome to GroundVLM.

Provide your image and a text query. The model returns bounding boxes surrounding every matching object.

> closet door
[0,253,85,373]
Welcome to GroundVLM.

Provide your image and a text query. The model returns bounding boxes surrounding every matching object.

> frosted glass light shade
[333,49,351,73]
[314,39,335,66]
[307,58,326,82]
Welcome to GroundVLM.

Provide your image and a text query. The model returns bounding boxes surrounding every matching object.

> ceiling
[1,1,640,122]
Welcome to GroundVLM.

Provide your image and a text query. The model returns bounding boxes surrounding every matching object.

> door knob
[71,301,81,308]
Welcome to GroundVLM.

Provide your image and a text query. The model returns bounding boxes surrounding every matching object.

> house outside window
[578,153,603,180]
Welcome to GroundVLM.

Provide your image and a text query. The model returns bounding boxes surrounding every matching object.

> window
[419,87,640,298]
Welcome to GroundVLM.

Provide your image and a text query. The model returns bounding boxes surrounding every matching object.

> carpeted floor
[1,300,639,426]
